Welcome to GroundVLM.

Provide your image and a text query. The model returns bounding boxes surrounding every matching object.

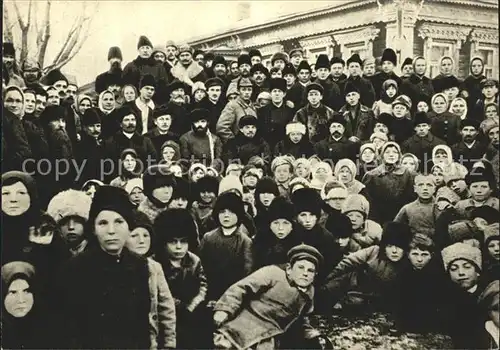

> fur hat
[238,54,252,66]
[268,196,295,223]
[271,156,293,174]
[255,177,280,196]
[193,49,204,58]
[392,95,412,110]
[315,54,330,70]
[465,167,495,187]
[212,55,227,67]
[401,57,413,69]
[155,208,198,246]
[137,35,153,49]
[459,118,480,131]
[414,112,431,126]
[292,188,323,218]
[341,194,370,217]
[286,121,306,135]
[377,113,393,128]
[287,244,323,269]
[471,206,499,224]
[289,177,310,193]
[442,242,482,272]
[3,42,16,57]
[344,81,360,95]
[39,105,66,125]
[381,48,397,65]
[143,165,177,200]
[370,132,389,143]
[1,261,35,287]
[330,56,345,66]
[47,189,92,223]
[140,74,156,89]
[297,60,312,73]
[248,49,262,58]
[306,82,324,95]
[443,166,468,185]
[380,221,412,250]
[346,53,363,67]
[88,186,134,227]
[250,63,269,77]
[282,63,296,77]
[44,69,68,86]
[441,75,461,91]
[108,46,123,61]
[124,178,144,194]
[196,175,219,195]
[238,114,258,128]
[81,107,102,126]
[269,78,287,92]
[178,44,193,56]
[218,174,243,196]
[171,177,191,201]
[115,105,137,123]
[213,191,246,223]
[448,220,481,243]
[205,77,225,89]
[325,213,353,239]
[271,52,289,65]
[237,77,253,88]
[190,108,210,123]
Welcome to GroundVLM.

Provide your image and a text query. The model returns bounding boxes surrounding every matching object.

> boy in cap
[271,156,294,198]
[213,244,329,350]
[293,82,337,144]
[472,79,499,121]
[455,168,499,217]
[289,48,304,69]
[192,175,220,236]
[273,120,314,159]
[137,165,177,222]
[223,115,271,166]
[390,95,414,143]
[371,48,402,100]
[313,114,358,164]
[313,54,343,111]
[338,81,373,142]
[344,53,376,107]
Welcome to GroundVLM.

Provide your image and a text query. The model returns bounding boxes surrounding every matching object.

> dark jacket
[2,109,32,172]
[389,117,414,144]
[400,74,435,113]
[22,116,50,165]
[432,74,461,93]
[371,72,403,100]
[75,133,106,185]
[144,128,179,157]
[285,82,307,112]
[273,137,314,159]
[314,77,343,111]
[402,133,446,168]
[429,111,461,146]
[95,67,123,94]
[165,101,191,137]
[339,104,374,141]
[257,102,295,149]
[451,140,497,171]
[179,130,223,164]
[313,136,358,164]
[252,228,304,270]
[223,133,271,166]
[191,97,227,133]
[128,99,155,135]
[216,96,258,143]
[462,74,487,112]
[344,75,376,108]
[104,131,157,169]
[122,56,169,105]
[293,103,337,144]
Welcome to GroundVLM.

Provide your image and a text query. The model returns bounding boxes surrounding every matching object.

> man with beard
[180,108,223,166]
[2,42,25,88]
[258,78,295,149]
[344,53,376,108]
[452,119,497,171]
[217,77,257,143]
[145,107,178,156]
[129,74,156,135]
[152,46,167,64]
[313,114,358,164]
[400,56,435,114]
[21,58,43,88]
[104,105,157,172]
[171,44,207,95]
[95,46,124,95]
[76,108,106,184]
[164,40,179,83]
[227,54,253,94]
[122,35,168,106]
[250,63,270,101]
[166,80,191,137]
[212,56,229,88]
[193,77,226,132]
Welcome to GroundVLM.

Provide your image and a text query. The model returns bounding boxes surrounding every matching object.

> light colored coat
[216,97,257,142]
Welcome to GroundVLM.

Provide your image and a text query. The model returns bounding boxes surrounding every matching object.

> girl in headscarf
[449,97,468,120]
[99,90,120,139]
[358,143,379,180]
[432,56,458,92]
[310,161,333,192]
[3,85,24,118]
[372,79,399,117]
[110,148,142,189]
[429,93,461,145]
[400,153,420,174]
[334,158,367,196]
[98,90,116,115]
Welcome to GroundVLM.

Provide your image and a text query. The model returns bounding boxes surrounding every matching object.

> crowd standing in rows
[2,36,500,349]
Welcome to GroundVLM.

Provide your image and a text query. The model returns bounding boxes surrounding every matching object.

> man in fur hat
[271,52,289,71]
[2,42,25,88]
[400,56,435,114]
[165,80,191,136]
[179,108,223,166]
[401,57,414,78]
[250,63,270,101]
[164,40,179,83]
[289,48,304,70]
[227,54,253,93]
[95,46,124,94]
[248,49,262,66]
[313,114,358,164]
[344,53,376,108]
[330,56,347,92]
[371,48,402,100]
[313,54,343,111]
[44,69,69,101]
[338,81,374,142]
[122,35,169,105]
[171,44,207,94]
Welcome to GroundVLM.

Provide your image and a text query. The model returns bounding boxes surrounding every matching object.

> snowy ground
[312,313,453,350]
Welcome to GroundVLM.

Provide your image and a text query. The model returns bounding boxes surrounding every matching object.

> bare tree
[3,0,98,75]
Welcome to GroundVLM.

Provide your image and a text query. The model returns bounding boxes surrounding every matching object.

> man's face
[154,52,166,63]
[121,115,137,133]
[414,58,426,75]
[297,69,310,83]
[140,86,155,100]
[49,118,66,131]
[316,68,329,80]
[239,64,251,76]
[24,93,36,114]
[274,60,286,70]
[307,90,322,105]
[408,248,432,270]
[382,61,395,74]
[415,123,430,137]
[485,105,498,119]
[194,54,204,66]
[193,119,208,133]
[165,46,177,61]
[461,126,478,143]
[3,55,15,69]
[331,63,344,78]
[251,56,261,65]
[23,69,39,84]
[82,124,100,142]
[348,63,361,76]
[179,52,193,66]
[482,85,498,99]
[230,62,240,76]
[393,104,408,118]
[449,259,479,290]
[291,54,303,66]
[138,46,152,58]
[363,63,375,76]
[440,58,453,75]
[402,65,413,76]
[252,71,266,84]
[488,126,499,147]
[47,89,60,106]
[286,260,316,288]
[35,95,47,117]
[271,88,284,104]
[213,63,226,77]
[329,123,345,138]
[154,115,172,132]
[239,86,253,101]
[170,88,185,103]
[53,80,68,99]
[207,86,222,102]
[66,84,78,100]
[284,74,295,87]
[414,176,436,199]
[240,125,257,138]
[471,60,483,76]
[346,91,360,106]
[271,71,282,79]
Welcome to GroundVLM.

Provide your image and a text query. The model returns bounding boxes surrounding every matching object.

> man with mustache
[163,40,179,83]
[313,113,358,164]
[43,69,69,101]
[165,80,191,137]
[179,108,223,166]
[193,77,227,133]
[2,42,25,88]
[227,54,253,97]
[171,44,207,95]
[21,58,43,88]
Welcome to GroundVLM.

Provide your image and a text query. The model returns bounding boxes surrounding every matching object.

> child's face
[130,187,145,205]
[85,185,97,199]
[414,176,436,200]
[449,179,467,194]
[382,146,400,164]
[382,61,395,73]
[401,157,417,173]
[434,150,449,164]
[242,175,258,188]
[361,149,376,163]
[162,147,176,162]
[270,218,293,239]
[126,227,151,256]
[315,168,329,181]
[170,165,183,178]
[289,132,303,144]
[487,239,500,261]
[373,138,385,151]
[194,90,206,102]
[192,169,205,182]
[346,211,364,230]
[287,259,316,288]
[169,197,189,209]
[123,154,137,172]
[307,90,322,105]
[417,101,429,112]
[408,248,432,270]
[166,237,189,260]
[200,191,216,204]
[327,197,346,211]
[298,69,310,83]
[392,104,408,118]
[445,87,459,101]
[386,86,397,98]
[155,115,172,132]
[284,74,295,87]
[449,259,479,290]
[152,185,173,204]
[485,105,498,119]
[432,168,444,186]
[240,125,257,138]
[59,217,85,246]
[259,193,275,207]
[338,166,353,184]
[469,181,492,201]
[346,92,360,106]
[297,212,317,230]
[385,245,405,262]
[373,123,389,134]
[363,63,375,76]
[218,208,238,228]
[274,165,291,183]
[483,85,498,99]
[316,68,330,80]
[337,237,350,248]
[295,164,310,178]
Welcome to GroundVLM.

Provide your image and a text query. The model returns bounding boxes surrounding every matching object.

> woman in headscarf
[431,55,458,93]
[334,158,368,196]
[429,93,461,145]
[449,97,468,121]
[310,161,333,192]
[98,90,120,139]
[109,148,142,189]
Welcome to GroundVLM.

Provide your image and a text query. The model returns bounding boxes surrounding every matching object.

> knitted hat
[88,186,135,227]
[271,156,293,174]
[325,213,353,239]
[238,114,258,128]
[380,221,412,249]
[287,244,323,269]
[291,188,323,218]
[1,261,35,287]
[213,191,246,223]
[392,95,412,110]
[3,42,15,57]
[297,60,312,73]
[137,35,153,49]
[448,220,481,243]
[167,80,187,94]
[330,56,345,66]
[268,196,295,223]
[205,77,225,89]
[414,112,431,126]
[370,132,389,143]
[39,105,66,125]
[124,178,144,194]
[269,78,287,92]
[335,158,357,180]
[306,82,324,95]
[143,165,177,200]
[289,177,310,193]
[140,74,156,89]
[108,46,123,61]
[271,52,289,65]
[190,108,210,123]
[471,206,499,224]
[191,81,207,95]
[341,194,370,217]
[344,81,360,95]
[282,63,296,76]
[346,53,363,66]
[248,49,262,58]
[401,57,413,69]
[155,208,198,245]
[360,143,376,155]
[255,177,280,196]
[286,121,306,135]
[81,108,102,126]
[218,174,243,196]
[196,175,219,195]
[315,54,330,70]
[47,189,92,223]
[442,242,482,272]
[238,54,252,66]
[381,48,397,65]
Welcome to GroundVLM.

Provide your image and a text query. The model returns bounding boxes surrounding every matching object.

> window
[307,47,328,64]
[476,46,498,78]
[344,42,367,60]
[428,42,453,78]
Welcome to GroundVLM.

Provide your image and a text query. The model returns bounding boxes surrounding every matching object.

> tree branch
[12,0,27,29]
[37,0,52,67]
[51,13,81,65]
[3,4,14,42]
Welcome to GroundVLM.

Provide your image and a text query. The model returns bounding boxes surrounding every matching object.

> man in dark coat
[281,63,302,112]
[122,35,169,106]
[250,63,270,102]
[313,114,358,163]
[344,53,376,108]
[192,77,227,133]
[165,80,191,137]
[170,44,207,96]
[2,108,32,172]
[144,107,179,156]
[257,78,295,150]
[163,40,178,83]
[371,48,403,100]
[128,74,156,135]
[227,54,253,94]
[95,46,124,94]
[330,56,348,93]
[400,56,435,114]
[313,54,343,111]
[461,57,487,113]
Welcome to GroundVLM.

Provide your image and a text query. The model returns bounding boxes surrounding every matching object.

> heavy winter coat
[339,104,374,141]
[2,109,32,172]
[451,140,497,171]
[179,130,223,164]
[216,97,257,143]
[429,110,461,145]
[122,56,169,105]
[192,97,227,133]
[144,128,179,158]
[273,137,314,159]
[402,133,446,167]
[223,134,271,166]
[389,117,415,144]
[293,103,337,144]
[343,76,376,108]
[371,72,403,100]
[75,133,106,185]
[104,131,157,167]
[400,74,435,112]
[314,77,343,111]
[257,102,295,149]
[348,220,383,253]
[313,136,358,164]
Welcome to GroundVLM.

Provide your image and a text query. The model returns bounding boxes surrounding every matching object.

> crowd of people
[2,34,500,349]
